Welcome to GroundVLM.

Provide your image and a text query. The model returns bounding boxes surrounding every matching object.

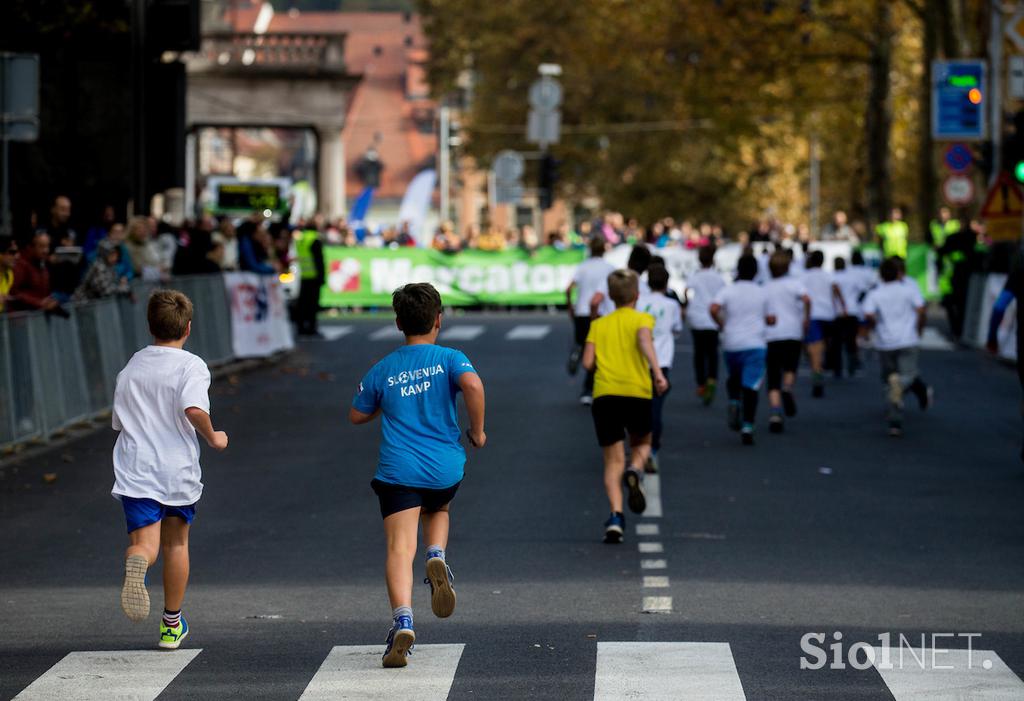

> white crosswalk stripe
[594,642,746,700]
[369,326,404,340]
[299,644,464,700]
[318,326,354,341]
[13,650,202,701]
[872,647,1024,700]
[919,327,956,351]
[506,324,551,340]
[440,325,486,341]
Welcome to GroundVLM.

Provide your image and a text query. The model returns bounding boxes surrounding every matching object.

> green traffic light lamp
[1015,161,1024,183]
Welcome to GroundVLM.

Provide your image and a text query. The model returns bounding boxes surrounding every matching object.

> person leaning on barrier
[8,231,63,314]
[73,239,130,303]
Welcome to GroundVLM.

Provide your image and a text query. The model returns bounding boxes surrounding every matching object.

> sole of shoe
[769,419,784,434]
[741,432,755,446]
[426,557,456,619]
[158,626,188,650]
[812,386,824,399]
[623,470,647,514]
[382,629,416,668]
[782,392,797,417]
[121,554,150,623]
[604,527,624,544]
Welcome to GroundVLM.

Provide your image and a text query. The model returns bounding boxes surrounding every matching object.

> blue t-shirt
[353,344,477,489]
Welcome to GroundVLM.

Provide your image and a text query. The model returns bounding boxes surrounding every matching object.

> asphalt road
[1,312,1023,700]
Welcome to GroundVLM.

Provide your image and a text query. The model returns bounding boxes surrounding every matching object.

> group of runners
[566,237,935,541]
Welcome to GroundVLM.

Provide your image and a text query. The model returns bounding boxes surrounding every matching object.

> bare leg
[602,442,626,513]
[126,521,161,565]
[807,341,824,374]
[768,388,782,409]
[160,518,191,612]
[421,506,450,552]
[383,507,421,610]
[628,433,651,471]
[783,370,796,393]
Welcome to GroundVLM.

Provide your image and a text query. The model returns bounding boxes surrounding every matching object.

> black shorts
[371,479,461,519]
[591,396,653,447]
[766,340,802,390]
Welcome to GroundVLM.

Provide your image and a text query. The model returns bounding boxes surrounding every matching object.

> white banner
[223,272,295,358]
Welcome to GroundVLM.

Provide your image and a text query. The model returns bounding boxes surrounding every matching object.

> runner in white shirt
[862,257,933,437]
[801,250,847,397]
[763,251,810,433]
[832,257,866,377]
[565,237,615,405]
[684,245,726,405]
[638,265,683,472]
[710,254,776,445]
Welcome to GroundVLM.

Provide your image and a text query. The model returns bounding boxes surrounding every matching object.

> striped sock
[162,609,181,628]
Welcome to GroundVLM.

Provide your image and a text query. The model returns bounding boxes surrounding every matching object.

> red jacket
[8,256,51,311]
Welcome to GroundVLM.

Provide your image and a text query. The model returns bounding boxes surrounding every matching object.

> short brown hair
[768,251,791,279]
[607,269,639,306]
[393,282,442,336]
[147,289,193,341]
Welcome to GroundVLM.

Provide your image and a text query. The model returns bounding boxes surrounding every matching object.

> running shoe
[768,414,784,434]
[741,425,755,445]
[121,554,150,622]
[645,453,659,474]
[917,385,934,411]
[603,512,625,544]
[424,554,456,619]
[887,373,903,406]
[703,380,717,406]
[382,616,416,668]
[695,385,705,400]
[579,394,593,406]
[567,347,581,376]
[782,390,797,417]
[727,402,741,431]
[623,468,647,514]
[888,421,903,438]
[158,616,189,650]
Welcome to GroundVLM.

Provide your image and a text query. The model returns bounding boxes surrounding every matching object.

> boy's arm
[565,280,576,319]
[458,372,486,448]
[581,340,596,372]
[637,327,669,394]
[348,407,381,425]
[185,407,228,450]
[915,305,926,336]
[709,303,724,330]
[832,283,848,316]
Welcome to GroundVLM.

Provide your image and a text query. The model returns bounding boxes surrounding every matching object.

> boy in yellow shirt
[582,269,669,543]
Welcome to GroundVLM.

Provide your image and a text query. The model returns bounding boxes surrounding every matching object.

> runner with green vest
[937,221,975,341]
[296,224,326,337]
[876,207,909,259]
[928,207,961,249]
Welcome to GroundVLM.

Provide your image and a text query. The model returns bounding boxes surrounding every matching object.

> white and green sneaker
[159,616,189,650]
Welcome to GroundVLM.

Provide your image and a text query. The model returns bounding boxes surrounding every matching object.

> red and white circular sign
[942,174,975,206]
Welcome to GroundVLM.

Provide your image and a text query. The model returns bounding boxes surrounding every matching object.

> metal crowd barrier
[0,273,235,450]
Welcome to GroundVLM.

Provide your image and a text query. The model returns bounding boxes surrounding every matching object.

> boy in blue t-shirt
[350,282,486,668]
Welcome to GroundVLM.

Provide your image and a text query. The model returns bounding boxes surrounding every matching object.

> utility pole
[990,2,1003,183]
[131,0,148,216]
[439,104,451,225]
[809,135,821,239]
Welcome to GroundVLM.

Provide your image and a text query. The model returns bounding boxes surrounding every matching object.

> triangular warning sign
[980,172,1024,218]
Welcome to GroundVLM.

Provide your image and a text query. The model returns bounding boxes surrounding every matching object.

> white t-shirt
[764,276,808,342]
[802,268,838,321]
[833,269,865,318]
[686,268,726,330]
[862,281,924,350]
[572,257,615,317]
[111,346,212,506]
[638,292,683,369]
[711,280,770,351]
[854,265,877,295]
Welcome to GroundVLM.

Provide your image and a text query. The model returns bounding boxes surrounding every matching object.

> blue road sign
[944,143,973,172]
[932,60,986,141]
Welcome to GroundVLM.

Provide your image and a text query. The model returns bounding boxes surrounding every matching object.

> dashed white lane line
[440,325,486,341]
[299,645,465,700]
[369,326,403,341]
[13,650,202,701]
[643,473,663,517]
[638,542,664,554]
[594,642,746,700]
[642,596,673,613]
[318,326,354,341]
[640,559,667,570]
[643,576,670,588]
[506,324,551,340]
[636,523,660,536]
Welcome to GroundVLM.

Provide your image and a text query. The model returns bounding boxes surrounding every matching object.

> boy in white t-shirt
[112,290,228,649]
[710,255,776,445]
[801,250,846,397]
[638,265,683,472]
[862,257,933,437]
[764,252,810,433]
[684,245,726,405]
[566,236,615,405]
[833,257,867,377]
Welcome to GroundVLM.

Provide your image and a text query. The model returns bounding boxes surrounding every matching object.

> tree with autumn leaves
[419,0,987,237]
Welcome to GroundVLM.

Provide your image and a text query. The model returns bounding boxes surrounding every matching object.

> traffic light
[1003,110,1024,183]
[538,153,561,210]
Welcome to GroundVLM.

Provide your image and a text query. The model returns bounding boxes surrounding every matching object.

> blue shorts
[121,496,197,533]
[805,319,830,344]
[724,348,767,391]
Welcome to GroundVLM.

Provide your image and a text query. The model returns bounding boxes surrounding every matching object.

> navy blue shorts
[371,479,461,519]
[806,319,831,344]
[121,496,197,533]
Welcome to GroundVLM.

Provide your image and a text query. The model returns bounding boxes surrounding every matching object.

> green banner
[320,246,586,306]
[859,243,939,300]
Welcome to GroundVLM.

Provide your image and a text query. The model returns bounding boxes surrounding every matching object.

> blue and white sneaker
[424,552,456,618]
[603,512,625,544]
[382,615,415,668]
[158,616,189,650]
